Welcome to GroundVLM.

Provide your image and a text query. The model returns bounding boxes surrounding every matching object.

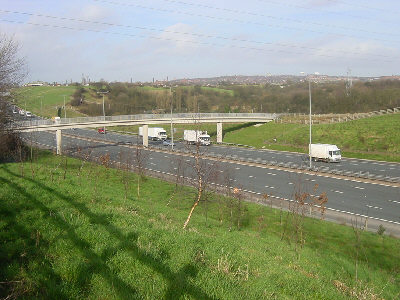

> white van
[310,144,341,162]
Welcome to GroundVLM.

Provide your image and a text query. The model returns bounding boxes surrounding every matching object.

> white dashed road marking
[388,199,400,204]
[331,190,344,194]
[366,205,383,210]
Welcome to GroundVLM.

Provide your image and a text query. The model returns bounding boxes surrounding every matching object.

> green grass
[137,86,167,91]
[1,151,399,299]
[223,114,400,162]
[200,86,234,96]
[178,85,234,96]
[14,86,84,118]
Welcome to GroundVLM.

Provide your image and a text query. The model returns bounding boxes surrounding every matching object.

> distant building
[26,81,45,87]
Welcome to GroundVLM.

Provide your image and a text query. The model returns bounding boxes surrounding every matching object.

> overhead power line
[0,18,395,64]
[92,0,400,38]
[0,9,396,60]
[255,0,400,21]
[323,0,400,15]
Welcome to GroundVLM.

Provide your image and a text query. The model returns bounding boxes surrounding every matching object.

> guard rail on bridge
[13,113,279,132]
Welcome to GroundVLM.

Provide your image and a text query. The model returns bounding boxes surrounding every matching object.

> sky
[1,0,399,82]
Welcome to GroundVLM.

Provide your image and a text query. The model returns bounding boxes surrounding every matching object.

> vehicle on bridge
[184,130,211,146]
[310,144,341,162]
[139,127,167,141]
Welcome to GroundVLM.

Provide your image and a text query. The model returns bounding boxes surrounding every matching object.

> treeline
[75,80,400,116]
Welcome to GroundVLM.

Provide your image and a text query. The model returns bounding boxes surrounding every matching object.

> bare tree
[182,119,221,229]
[0,33,26,162]
[281,177,328,258]
[167,156,186,207]
[351,217,364,282]
[133,140,149,199]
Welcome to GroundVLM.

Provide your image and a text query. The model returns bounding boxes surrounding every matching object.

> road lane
[64,128,400,179]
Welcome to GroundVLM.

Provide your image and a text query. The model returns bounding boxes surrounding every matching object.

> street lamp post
[308,79,312,169]
[63,95,66,118]
[170,87,174,151]
[97,91,109,132]
[37,95,43,117]
[301,72,314,169]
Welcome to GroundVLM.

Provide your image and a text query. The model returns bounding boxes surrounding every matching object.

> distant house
[26,81,45,87]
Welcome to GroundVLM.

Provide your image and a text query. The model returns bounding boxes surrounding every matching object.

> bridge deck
[14,113,278,132]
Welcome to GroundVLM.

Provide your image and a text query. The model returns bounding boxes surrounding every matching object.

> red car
[98,128,106,134]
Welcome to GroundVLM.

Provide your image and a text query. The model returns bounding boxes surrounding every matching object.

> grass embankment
[14,86,84,118]
[223,114,400,162]
[1,151,399,299]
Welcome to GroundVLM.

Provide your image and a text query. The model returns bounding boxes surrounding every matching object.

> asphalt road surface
[62,128,400,178]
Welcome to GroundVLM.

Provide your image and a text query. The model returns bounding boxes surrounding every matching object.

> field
[14,86,83,118]
[200,86,234,96]
[1,151,399,299]
[223,114,400,162]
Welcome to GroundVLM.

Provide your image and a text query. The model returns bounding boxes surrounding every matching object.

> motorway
[71,128,400,178]
[22,127,400,230]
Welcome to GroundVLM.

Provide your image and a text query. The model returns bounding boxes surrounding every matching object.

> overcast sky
[1,0,399,82]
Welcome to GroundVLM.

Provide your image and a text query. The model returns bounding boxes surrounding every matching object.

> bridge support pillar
[142,125,148,147]
[56,130,62,155]
[217,122,223,143]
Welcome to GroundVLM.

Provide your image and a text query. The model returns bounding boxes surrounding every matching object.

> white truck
[183,130,211,146]
[139,127,167,141]
[310,144,341,162]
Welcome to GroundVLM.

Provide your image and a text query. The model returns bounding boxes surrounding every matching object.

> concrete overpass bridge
[13,113,279,154]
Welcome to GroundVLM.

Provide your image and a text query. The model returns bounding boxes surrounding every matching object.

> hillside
[1,151,399,299]
[13,86,85,118]
[71,80,400,116]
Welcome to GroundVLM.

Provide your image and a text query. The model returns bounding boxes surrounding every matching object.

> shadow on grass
[0,165,216,300]
[0,198,68,299]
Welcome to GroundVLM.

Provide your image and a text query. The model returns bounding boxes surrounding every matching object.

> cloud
[305,0,340,8]
[77,5,109,22]
[154,23,200,54]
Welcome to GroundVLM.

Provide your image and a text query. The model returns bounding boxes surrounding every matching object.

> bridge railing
[14,113,279,128]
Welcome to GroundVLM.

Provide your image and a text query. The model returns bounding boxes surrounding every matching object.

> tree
[0,33,26,162]
[181,119,221,229]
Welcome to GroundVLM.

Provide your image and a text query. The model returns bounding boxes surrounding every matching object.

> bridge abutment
[142,125,148,147]
[56,130,62,155]
[217,122,223,143]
